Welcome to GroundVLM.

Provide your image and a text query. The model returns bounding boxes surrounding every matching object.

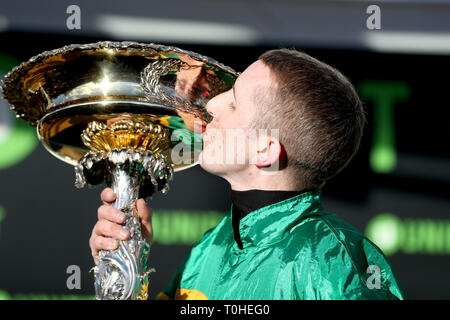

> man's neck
[225,168,304,191]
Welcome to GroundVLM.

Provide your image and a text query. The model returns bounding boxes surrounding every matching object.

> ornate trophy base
[75,119,173,300]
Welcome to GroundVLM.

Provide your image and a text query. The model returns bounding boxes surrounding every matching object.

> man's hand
[89,188,153,265]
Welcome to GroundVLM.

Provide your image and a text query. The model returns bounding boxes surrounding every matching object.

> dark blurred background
[0,0,449,300]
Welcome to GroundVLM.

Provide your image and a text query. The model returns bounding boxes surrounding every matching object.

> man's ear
[254,135,282,169]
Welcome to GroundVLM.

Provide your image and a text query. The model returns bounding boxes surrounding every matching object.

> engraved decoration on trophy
[1,42,238,300]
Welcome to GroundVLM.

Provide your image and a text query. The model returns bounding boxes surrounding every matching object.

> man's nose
[205,96,220,121]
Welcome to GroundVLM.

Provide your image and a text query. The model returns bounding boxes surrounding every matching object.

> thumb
[136,198,153,243]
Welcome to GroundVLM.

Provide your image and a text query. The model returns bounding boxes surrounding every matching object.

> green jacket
[157,189,404,300]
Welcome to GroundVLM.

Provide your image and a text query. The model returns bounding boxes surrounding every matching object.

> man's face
[199,60,273,177]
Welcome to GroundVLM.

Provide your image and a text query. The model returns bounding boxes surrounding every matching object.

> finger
[136,199,152,224]
[89,234,119,256]
[101,188,116,205]
[93,219,130,241]
[89,231,119,265]
[136,199,153,242]
[98,204,126,224]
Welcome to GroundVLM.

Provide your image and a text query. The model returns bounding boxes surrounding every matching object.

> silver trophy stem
[93,165,150,300]
[75,148,173,300]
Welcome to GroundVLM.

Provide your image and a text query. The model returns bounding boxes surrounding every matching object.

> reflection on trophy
[1,42,237,300]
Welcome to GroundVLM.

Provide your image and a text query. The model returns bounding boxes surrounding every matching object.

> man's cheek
[223,132,249,164]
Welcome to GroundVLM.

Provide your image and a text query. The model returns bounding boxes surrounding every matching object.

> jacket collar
[233,188,323,249]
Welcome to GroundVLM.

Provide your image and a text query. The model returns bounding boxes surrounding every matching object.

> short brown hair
[256,49,366,189]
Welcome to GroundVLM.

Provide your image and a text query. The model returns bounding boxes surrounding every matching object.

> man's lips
[193,121,207,134]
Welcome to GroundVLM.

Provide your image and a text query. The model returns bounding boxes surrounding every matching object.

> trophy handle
[141,58,186,108]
